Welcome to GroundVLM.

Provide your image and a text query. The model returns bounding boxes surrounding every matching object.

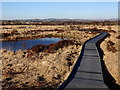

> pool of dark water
[0,38,62,51]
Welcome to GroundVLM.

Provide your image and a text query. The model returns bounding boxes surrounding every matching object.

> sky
[2,2,118,20]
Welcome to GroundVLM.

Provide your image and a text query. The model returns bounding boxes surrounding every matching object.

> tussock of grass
[106,40,117,53]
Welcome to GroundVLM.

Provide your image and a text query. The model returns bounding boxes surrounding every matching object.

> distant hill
[1,18,118,22]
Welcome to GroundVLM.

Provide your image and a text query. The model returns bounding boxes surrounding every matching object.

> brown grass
[83,28,117,33]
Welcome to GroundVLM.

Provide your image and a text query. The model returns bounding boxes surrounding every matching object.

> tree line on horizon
[1,20,118,25]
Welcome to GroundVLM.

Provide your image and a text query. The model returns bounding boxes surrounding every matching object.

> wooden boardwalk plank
[77,59,102,74]
[66,78,108,88]
[75,71,103,81]
[57,31,109,89]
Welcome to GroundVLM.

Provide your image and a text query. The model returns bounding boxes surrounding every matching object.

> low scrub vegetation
[84,28,117,33]
[116,35,120,39]
[106,40,117,53]
[30,40,75,54]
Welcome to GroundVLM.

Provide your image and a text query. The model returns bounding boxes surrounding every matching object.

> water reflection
[0,38,62,51]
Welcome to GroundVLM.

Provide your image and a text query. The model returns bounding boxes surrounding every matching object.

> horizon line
[1,18,118,20]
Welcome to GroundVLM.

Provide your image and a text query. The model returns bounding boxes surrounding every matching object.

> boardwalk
[57,32,109,89]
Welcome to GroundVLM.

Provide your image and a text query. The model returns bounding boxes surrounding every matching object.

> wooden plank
[57,32,109,89]
[66,78,107,88]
